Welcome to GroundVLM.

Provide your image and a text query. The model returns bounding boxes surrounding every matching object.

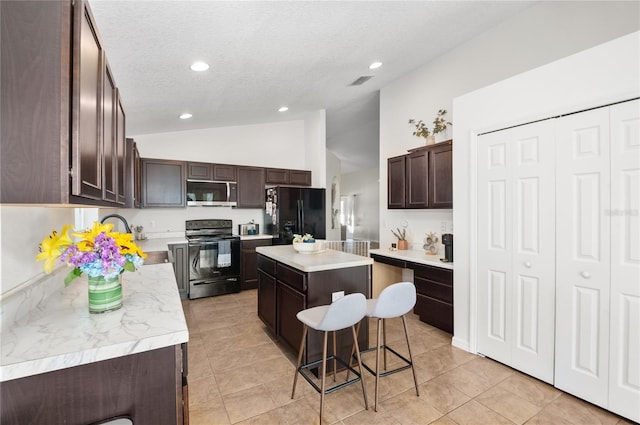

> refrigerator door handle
[299,199,305,235]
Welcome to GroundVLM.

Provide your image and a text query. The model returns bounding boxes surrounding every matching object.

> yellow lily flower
[114,232,147,258]
[36,224,73,274]
[73,222,113,251]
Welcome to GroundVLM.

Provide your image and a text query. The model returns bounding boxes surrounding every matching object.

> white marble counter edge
[256,246,373,272]
[1,330,189,382]
[369,249,453,270]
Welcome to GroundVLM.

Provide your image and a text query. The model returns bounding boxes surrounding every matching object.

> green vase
[88,275,123,314]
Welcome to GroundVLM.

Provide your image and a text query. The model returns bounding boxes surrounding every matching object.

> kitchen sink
[144,250,173,265]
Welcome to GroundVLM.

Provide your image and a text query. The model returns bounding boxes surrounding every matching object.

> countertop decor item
[423,232,439,255]
[391,228,408,250]
[36,222,147,313]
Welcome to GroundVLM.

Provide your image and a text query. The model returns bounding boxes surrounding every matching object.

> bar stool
[291,293,368,423]
[350,281,419,411]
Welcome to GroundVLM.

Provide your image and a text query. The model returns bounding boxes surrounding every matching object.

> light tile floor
[183,290,633,425]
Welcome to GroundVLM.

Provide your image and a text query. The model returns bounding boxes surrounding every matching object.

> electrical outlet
[441,221,447,232]
[150,220,156,229]
[332,291,345,302]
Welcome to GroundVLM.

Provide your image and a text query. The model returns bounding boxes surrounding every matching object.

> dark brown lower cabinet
[370,254,453,334]
[257,254,370,368]
[0,345,188,425]
[257,267,277,334]
[240,239,273,290]
[411,263,453,333]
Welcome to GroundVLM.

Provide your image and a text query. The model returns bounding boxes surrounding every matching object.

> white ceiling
[89,0,532,171]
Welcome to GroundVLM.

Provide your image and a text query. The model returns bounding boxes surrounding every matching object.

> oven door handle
[189,241,220,247]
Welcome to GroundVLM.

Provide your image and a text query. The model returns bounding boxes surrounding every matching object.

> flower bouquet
[37,222,147,313]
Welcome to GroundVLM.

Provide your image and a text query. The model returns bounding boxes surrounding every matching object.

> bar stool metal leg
[375,317,383,411]
[383,318,388,371]
[332,331,337,382]
[351,324,369,410]
[402,315,420,396]
[320,331,328,423]
[291,324,308,399]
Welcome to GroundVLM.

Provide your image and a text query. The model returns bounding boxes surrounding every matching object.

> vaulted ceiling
[89,1,532,172]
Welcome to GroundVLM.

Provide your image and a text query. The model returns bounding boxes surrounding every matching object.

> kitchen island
[255,245,373,369]
[0,263,189,425]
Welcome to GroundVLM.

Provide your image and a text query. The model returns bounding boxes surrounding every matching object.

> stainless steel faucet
[99,214,132,233]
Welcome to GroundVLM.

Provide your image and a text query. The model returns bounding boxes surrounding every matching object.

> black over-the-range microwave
[186,180,237,207]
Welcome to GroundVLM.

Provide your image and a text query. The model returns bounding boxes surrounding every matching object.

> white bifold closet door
[555,99,639,422]
[477,120,556,384]
[555,106,612,405]
[608,100,639,422]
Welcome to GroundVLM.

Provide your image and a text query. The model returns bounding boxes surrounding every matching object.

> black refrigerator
[265,187,326,245]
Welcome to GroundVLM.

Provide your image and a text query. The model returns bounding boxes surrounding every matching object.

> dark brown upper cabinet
[187,162,237,182]
[187,162,212,180]
[213,164,237,181]
[102,60,117,203]
[0,0,131,206]
[71,0,105,201]
[237,166,265,208]
[387,140,453,209]
[387,155,406,209]
[428,142,453,208]
[115,92,127,205]
[265,168,312,186]
[141,159,186,208]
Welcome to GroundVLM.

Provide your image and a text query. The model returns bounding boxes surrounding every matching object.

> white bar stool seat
[291,293,368,423]
[352,281,420,411]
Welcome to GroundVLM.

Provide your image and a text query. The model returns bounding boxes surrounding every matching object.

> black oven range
[186,219,240,299]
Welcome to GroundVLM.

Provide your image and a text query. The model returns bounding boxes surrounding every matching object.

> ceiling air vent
[349,75,374,86]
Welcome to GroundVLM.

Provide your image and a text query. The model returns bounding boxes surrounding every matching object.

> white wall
[452,32,640,351]
[0,206,77,295]
[379,1,639,255]
[341,167,380,244]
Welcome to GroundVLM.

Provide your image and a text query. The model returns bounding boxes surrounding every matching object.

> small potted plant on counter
[391,228,408,250]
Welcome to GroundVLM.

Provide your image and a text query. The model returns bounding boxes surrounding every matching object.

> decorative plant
[408,119,431,139]
[391,228,406,241]
[293,233,315,243]
[409,109,452,140]
[432,109,452,134]
[37,222,147,285]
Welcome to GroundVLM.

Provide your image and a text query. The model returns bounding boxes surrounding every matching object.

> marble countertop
[369,248,453,270]
[0,263,189,382]
[136,237,188,252]
[256,245,372,272]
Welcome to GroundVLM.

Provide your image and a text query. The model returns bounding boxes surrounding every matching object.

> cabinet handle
[524,261,532,268]
[580,271,591,279]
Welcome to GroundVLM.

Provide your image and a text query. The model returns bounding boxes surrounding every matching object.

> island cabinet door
[257,269,277,334]
[276,281,306,353]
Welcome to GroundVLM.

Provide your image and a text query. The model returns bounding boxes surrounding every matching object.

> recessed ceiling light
[190,62,210,72]
[179,113,193,119]
[278,106,289,112]
[369,61,382,70]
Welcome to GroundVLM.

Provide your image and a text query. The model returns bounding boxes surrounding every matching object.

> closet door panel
[608,99,640,422]
[478,121,555,383]
[477,134,512,365]
[555,108,611,406]
[511,125,556,383]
